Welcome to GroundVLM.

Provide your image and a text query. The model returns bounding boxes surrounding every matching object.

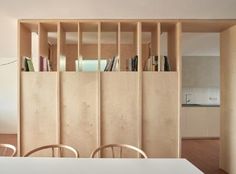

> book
[75,56,83,72]
[26,58,35,71]
[144,56,158,71]
[164,56,171,71]
[104,59,110,71]
[112,56,119,71]
[47,59,51,71]
[144,56,170,71]
[22,57,34,72]
[127,55,138,71]
[104,56,119,71]
[40,56,51,71]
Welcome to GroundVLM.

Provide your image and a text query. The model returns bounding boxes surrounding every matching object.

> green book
[26,58,35,71]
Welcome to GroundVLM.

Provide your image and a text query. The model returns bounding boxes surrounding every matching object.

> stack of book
[40,56,51,71]
[144,56,171,71]
[144,56,158,71]
[127,55,138,71]
[104,56,119,71]
[22,56,34,71]
[161,56,171,71]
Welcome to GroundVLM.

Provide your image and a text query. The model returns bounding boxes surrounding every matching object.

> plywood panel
[181,107,220,138]
[61,72,98,157]
[143,72,178,158]
[220,25,236,173]
[101,72,138,157]
[20,24,31,58]
[168,24,177,71]
[65,45,78,71]
[39,24,48,59]
[182,20,236,32]
[21,72,57,156]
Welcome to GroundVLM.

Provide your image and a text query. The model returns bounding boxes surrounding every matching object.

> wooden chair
[24,144,79,158]
[0,144,17,157]
[90,144,148,158]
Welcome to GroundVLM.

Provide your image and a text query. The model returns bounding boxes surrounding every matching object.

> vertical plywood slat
[220,25,236,174]
[97,22,102,152]
[61,72,98,157]
[78,22,81,57]
[176,22,182,157]
[56,23,61,145]
[59,23,66,71]
[143,73,178,158]
[101,73,138,157]
[117,22,121,71]
[21,72,57,156]
[157,23,161,72]
[137,22,143,151]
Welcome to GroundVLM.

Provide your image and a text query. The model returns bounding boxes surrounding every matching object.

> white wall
[0,0,236,133]
[182,56,220,105]
[0,58,17,133]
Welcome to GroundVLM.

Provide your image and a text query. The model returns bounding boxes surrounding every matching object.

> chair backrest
[0,144,17,157]
[24,144,79,158]
[90,144,148,158]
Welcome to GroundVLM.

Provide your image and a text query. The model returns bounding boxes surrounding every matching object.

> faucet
[185,94,192,104]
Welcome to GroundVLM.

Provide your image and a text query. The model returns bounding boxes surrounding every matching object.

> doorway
[181,32,223,174]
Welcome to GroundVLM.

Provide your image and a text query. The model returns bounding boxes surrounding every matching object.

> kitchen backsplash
[182,87,220,105]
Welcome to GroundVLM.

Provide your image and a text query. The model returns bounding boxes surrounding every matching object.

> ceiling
[1,0,236,19]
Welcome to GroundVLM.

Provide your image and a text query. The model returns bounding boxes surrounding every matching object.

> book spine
[24,57,29,71]
[43,57,47,71]
[40,56,43,71]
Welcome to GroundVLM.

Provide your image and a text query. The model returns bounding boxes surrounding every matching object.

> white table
[0,157,203,174]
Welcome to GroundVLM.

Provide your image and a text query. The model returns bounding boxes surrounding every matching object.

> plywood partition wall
[101,73,139,157]
[220,25,236,174]
[18,19,182,158]
[143,72,178,157]
[21,73,58,156]
[61,72,98,157]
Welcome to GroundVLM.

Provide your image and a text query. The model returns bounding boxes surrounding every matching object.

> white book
[75,56,83,72]
[112,56,119,71]
[43,57,48,71]
[128,58,132,71]
[161,55,165,71]
[47,59,51,72]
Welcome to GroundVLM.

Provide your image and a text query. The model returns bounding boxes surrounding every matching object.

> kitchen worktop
[182,104,220,107]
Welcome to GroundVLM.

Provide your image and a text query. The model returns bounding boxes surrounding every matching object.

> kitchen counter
[182,104,220,107]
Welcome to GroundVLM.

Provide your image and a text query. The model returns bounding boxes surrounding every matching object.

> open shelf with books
[19,22,39,72]
[100,22,119,72]
[58,22,78,71]
[160,22,179,72]
[120,22,138,71]
[38,22,58,72]
[141,22,160,72]
[77,22,99,72]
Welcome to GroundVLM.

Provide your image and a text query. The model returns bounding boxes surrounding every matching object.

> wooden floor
[182,139,227,174]
[0,134,17,147]
[0,134,228,174]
